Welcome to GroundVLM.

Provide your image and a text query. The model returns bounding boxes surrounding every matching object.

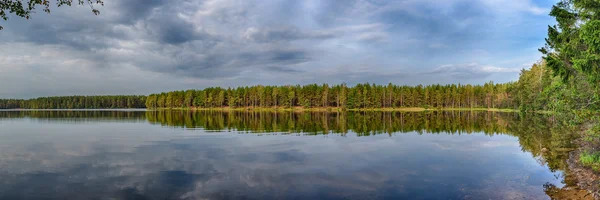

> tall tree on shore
[540,0,600,84]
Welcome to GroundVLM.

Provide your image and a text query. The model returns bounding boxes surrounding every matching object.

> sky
[0,0,557,99]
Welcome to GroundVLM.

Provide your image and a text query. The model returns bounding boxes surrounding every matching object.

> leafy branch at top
[0,0,103,30]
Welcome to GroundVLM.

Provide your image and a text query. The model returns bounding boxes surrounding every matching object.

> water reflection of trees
[146,111,515,135]
[143,110,579,173]
[0,110,146,123]
[0,110,579,174]
[147,110,582,198]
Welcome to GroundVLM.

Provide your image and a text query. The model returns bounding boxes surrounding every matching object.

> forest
[1,59,598,112]
[144,82,515,110]
[141,61,597,112]
[0,96,146,109]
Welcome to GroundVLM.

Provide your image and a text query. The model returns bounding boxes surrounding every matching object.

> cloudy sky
[0,0,556,98]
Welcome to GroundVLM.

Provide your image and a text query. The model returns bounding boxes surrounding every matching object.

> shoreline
[1,107,519,112]
[147,106,519,113]
[567,122,600,199]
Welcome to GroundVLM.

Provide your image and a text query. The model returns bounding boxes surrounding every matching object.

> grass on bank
[580,151,600,171]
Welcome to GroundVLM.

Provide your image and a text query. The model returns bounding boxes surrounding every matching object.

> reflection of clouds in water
[429,135,519,152]
[480,140,519,148]
[433,142,454,150]
[339,137,400,153]
[0,135,407,199]
[0,122,175,173]
[0,120,563,200]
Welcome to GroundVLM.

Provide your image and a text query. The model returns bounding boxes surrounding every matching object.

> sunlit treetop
[0,0,103,30]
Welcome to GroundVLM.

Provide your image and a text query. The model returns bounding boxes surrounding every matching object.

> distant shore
[0,107,520,112]
[146,106,518,112]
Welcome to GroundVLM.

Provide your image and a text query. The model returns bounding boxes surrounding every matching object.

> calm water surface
[0,110,583,199]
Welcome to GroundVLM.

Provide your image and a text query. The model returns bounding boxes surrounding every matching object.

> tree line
[0,96,147,109]
[510,59,600,113]
[145,82,516,110]
[1,59,598,111]
[509,0,600,113]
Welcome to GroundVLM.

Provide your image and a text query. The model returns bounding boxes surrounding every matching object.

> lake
[0,110,589,199]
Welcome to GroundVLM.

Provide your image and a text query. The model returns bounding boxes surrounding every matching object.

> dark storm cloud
[145,12,208,45]
[3,0,174,48]
[137,46,311,79]
[377,0,492,49]
[6,13,119,50]
[115,0,170,23]
[0,0,550,98]
[1,0,325,81]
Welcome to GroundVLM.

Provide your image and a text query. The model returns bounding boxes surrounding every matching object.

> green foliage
[0,0,103,30]
[584,122,600,142]
[540,0,600,84]
[535,1,600,168]
[146,82,517,110]
[0,95,146,109]
[580,151,600,171]
[512,60,600,112]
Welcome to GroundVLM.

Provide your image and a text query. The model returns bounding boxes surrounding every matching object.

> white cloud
[480,65,521,73]
[429,63,520,79]
[480,0,548,15]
